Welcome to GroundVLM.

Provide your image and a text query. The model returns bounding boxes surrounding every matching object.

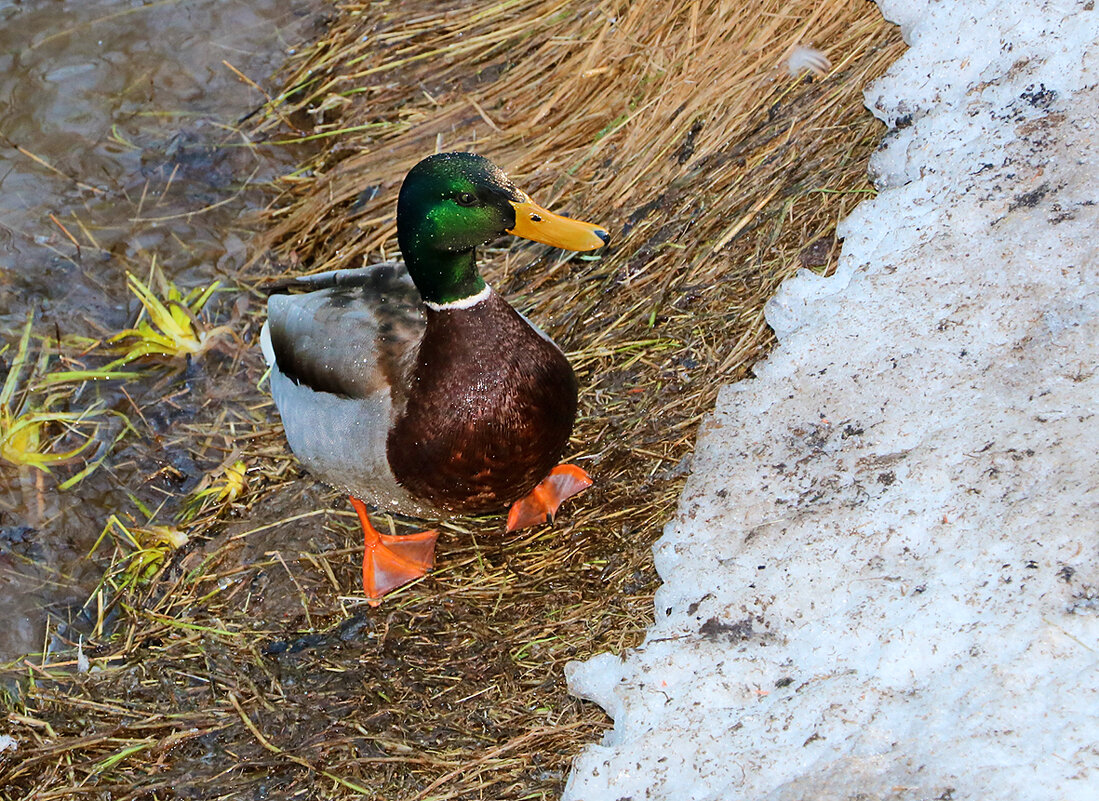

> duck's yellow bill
[508,195,609,252]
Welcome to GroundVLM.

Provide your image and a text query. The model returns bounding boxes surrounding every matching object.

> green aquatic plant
[179,458,248,522]
[0,316,133,488]
[91,515,189,590]
[108,267,230,366]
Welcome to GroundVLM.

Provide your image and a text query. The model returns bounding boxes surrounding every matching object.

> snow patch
[564,1,1099,799]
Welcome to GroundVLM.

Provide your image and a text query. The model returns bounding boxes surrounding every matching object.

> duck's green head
[397,152,609,305]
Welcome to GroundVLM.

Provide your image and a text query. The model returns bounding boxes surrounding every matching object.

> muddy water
[0,0,317,662]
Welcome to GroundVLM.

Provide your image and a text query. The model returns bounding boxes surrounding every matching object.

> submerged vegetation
[92,516,190,593]
[0,316,133,489]
[1,0,905,798]
[178,457,249,522]
[107,269,229,367]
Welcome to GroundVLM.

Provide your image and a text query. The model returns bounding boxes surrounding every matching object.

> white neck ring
[423,283,492,311]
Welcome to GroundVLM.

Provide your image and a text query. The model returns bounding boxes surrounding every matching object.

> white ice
[563,1,1099,799]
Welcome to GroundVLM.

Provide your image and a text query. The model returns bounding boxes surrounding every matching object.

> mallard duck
[261,152,608,604]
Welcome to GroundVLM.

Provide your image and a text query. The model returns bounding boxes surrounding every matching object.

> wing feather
[265,264,424,399]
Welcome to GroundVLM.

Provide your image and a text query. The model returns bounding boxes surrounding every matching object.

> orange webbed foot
[506,464,593,532]
[350,497,437,606]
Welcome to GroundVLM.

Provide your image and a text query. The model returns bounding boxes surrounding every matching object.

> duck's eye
[455,192,478,207]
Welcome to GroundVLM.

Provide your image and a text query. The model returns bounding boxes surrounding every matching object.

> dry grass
[1,0,903,798]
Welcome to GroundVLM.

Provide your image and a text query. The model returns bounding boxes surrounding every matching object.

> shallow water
[0,0,316,663]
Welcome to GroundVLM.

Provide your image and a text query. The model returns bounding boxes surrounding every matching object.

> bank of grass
[1,1,903,798]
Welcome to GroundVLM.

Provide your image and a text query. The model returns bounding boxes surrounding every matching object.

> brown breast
[386,291,577,514]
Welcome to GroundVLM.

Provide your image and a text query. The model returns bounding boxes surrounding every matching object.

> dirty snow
[563,1,1099,799]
